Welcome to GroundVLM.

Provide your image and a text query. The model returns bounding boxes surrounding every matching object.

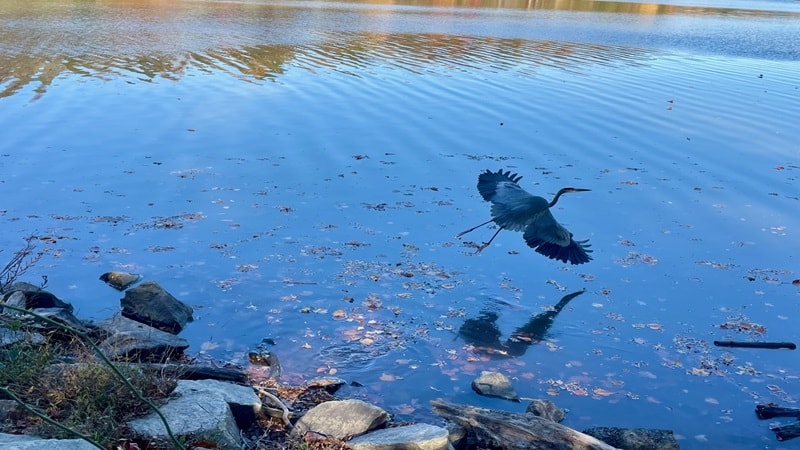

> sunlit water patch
[1,0,799,448]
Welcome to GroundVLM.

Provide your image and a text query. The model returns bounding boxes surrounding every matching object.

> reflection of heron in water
[457,169,592,264]
[459,289,585,357]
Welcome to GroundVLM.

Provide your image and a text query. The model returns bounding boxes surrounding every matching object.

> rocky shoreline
[0,274,680,449]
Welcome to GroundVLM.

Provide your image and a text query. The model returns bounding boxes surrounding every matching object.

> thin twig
[253,385,292,428]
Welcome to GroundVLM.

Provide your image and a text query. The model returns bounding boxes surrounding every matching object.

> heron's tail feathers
[477,169,523,202]
[525,236,593,265]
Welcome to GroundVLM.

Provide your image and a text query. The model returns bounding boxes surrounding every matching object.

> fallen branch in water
[713,340,796,350]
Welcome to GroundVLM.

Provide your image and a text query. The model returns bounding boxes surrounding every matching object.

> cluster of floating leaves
[336,259,458,295]
[719,316,767,336]
[616,251,658,266]
[128,212,206,232]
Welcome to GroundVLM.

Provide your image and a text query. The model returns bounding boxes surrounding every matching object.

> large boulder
[120,281,193,334]
[127,380,261,450]
[291,399,389,439]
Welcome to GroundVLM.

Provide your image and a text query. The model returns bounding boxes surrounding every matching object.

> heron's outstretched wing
[477,169,523,202]
[523,216,593,265]
[479,169,542,232]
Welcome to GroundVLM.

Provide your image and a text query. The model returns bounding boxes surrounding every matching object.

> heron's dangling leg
[456,218,495,239]
[477,226,504,253]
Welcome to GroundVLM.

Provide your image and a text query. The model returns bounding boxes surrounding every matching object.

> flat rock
[0,432,97,449]
[97,315,189,361]
[471,371,519,401]
[348,423,450,450]
[127,380,257,450]
[583,427,680,450]
[291,399,389,439]
[120,281,193,334]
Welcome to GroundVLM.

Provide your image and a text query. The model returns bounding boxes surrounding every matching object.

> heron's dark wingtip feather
[477,169,523,201]
[525,236,593,265]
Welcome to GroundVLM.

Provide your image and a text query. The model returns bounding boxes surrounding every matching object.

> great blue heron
[457,169,593,264]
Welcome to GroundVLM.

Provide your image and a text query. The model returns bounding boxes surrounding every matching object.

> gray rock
[348,423,450,450]
[127,380,258,450]
[0,432,97,450]
[120,281,193,334]
[0,400,22,424]
[526,399,566,423]
[29,308,90,334]
[471,371,519,402]
[0,329,44,348]
[583,426,680,450]
[291,399,389,439]
[173,379,262,426]
[97,315,189,361]
[1,283,74,313]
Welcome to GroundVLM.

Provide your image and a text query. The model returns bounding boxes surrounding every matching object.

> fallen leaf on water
[396,405,416,414]
[593,388,614,397]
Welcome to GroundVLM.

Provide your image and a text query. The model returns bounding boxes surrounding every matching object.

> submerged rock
[526,398,566,423]
[583,427,680,450]
[471,370,519,402]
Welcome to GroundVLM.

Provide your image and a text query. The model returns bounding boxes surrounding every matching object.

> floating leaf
[593,388,614,397]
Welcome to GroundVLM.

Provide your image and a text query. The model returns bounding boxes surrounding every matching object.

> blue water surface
[1,0,799,447]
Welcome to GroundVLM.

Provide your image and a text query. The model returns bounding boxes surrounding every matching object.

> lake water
[1,0,799,447]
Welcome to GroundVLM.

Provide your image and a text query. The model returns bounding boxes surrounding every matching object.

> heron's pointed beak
[572,188,591,192]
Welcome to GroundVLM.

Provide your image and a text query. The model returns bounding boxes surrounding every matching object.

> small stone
[471,371,519,402]
[526,399,566,422]
[100,271,142,291]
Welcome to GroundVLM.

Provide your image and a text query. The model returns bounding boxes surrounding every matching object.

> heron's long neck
[548,189,568,207]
